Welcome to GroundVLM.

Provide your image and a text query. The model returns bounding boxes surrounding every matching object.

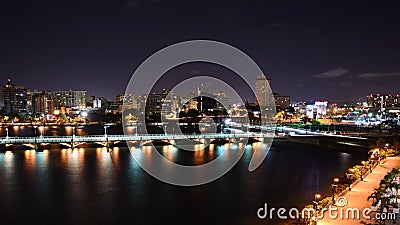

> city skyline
[1,1,400,101]
[2,77,399,105]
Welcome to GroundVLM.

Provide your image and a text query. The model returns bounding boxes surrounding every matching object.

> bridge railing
[0,133,269,144]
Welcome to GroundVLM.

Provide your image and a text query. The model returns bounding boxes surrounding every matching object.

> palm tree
[368,188,382,205]
[383,181,397,206]
[391,182,400,206]
[380,176,390,187]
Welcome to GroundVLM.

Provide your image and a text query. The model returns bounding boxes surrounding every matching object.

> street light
[69,126,76,149]
[346,172,354,191]
[368,159,374,172]
[361,161,365,181]
[104,125,108,138]
[39,126,43,137]
[5,127,9,139]
[331,178,339,201]
[313,194,321,210]
[104,125,110,150]
[33,125,37,134]
[33,125,38,147]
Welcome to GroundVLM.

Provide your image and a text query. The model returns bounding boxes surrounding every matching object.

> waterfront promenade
[318,157,400,225]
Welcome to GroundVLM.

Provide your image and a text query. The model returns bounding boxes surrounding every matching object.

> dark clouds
[314,67,348,79]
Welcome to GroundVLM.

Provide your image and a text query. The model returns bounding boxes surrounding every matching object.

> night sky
[1,0,400,102]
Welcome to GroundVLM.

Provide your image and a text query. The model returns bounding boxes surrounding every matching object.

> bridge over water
[0,133,270,144]
[0,126,367,151]
[0,132,275,150]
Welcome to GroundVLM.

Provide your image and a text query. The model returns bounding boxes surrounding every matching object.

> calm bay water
[0,126,369,225]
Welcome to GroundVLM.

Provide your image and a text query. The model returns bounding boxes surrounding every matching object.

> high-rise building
[367,94,399,110]
[214,91,230,111]
[121,94,137,110]
[143,89,180,117]
[145,93,163,115]
[274,93,290,109]
[137,95,147,111]
[255,75,271,107]
[0,87,4,109]
[315,100,328,116]
[85,95,95,108]
[51,90,86,109]
[93,99,102,108]
[306,104,314,119]
[255,75,276,124]
[145,89,171,115]
[32,91,54,114]
[2,79,28,113]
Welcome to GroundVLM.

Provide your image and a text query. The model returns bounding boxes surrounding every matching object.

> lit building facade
[274,93,290,109]
[367,94,399,110]
[315,100,328,116]
[2,79,28,113]
[51,90,87,109]
[121,94,138,110]
[214,91,230,111]
[32,91,54,114]
[93,99,102,108]
[255,75,271,108]
[0,87,4,109]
